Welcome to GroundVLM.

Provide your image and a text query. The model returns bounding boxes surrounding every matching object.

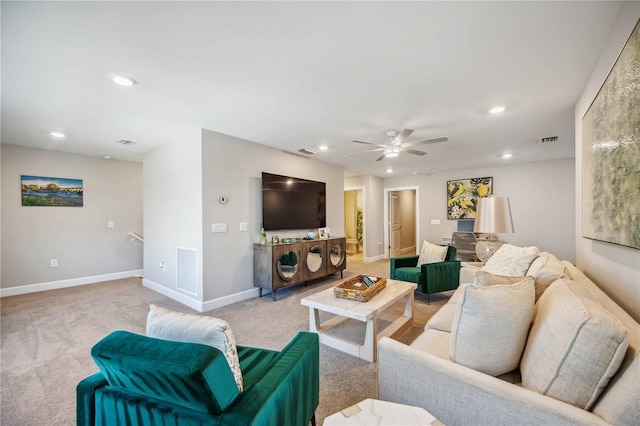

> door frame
[344,186,366,259]
[383,185,419,259]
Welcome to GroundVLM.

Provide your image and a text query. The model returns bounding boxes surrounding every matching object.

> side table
[323,398,442,425]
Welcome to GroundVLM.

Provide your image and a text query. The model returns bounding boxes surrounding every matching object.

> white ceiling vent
[298,148,318,155]
[539,136,560,144]
[117,139,136,145]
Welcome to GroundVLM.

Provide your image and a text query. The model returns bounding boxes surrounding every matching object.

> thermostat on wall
[218,196,229,205]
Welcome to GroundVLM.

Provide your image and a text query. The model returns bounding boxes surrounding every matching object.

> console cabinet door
[326,237,347,275]
[272,243,303,290]
[302,240,327,281]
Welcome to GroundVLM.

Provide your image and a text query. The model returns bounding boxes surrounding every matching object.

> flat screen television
[261,172,326,231]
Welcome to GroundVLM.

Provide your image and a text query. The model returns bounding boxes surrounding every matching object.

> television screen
[261,172,326,231]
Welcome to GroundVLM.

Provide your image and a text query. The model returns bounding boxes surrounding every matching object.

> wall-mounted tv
[261,172,326,231]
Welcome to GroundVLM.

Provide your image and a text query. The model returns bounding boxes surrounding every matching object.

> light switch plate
[430,219,441,225]
[212,223,228,233]
[239,222,248,232]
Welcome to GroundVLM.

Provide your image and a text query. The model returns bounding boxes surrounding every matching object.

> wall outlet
[50,259,58,268]
[159,261,166,271]
[239,222,248,232]
[107,221,115,229]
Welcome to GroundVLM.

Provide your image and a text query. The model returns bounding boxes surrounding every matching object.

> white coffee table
[323,398,440,425]
[300,279,416,362]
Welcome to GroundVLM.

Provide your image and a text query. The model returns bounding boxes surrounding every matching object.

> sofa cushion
[481,244,539,277]
[417,240,448,266]
[525,252,566,302]
[424,303,458,333]
[91,330,240,414]
[410,328,451,360]
[520,279,629,410]
[147,304,243,392]
[450,277,535,376]
[393,267,421,283]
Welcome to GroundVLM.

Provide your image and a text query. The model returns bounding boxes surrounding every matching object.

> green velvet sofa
[390,246,460,302]
[77,330,319,426]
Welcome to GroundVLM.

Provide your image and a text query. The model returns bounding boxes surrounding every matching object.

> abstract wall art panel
[447,176,493,220]
[582,19,640,250]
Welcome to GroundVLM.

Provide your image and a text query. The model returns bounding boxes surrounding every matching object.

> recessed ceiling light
[412,171,418,175]
[319,145,328,151]
[501,153,513,159]
[110,74,137,87]
[490,106,505,114]
[103,155,112,160]
[50,131,65,138]
[386,168,393,173]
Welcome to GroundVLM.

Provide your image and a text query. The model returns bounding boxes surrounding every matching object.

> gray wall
[384,158,576,262]
[201,129,345,304]
[575,1,640,321]
[1,145,143,291]
[143,129,203,305]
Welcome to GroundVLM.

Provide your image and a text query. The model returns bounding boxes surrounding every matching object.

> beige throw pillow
[417,241,448,266]
[481,244,539,277]
[520,279,628,410]
[449,277,535,376]
[526,252,566,302]
[473,271,527,287]
[146,305,243,392]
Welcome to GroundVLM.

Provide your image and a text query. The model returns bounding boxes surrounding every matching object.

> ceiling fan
[345,129,448,162]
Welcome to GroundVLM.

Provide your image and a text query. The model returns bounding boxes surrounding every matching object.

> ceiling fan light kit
[347,129,448,162]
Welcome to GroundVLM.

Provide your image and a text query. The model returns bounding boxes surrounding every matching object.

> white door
[390,193,401,258]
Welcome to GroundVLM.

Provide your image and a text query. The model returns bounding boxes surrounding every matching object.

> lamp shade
[473,197,514,234]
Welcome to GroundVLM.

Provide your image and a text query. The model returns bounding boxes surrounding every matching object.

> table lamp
[473,196,514,262]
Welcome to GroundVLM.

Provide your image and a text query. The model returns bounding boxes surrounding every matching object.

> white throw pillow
[146,304,243,392]
[417,241,448,266]
[481,244,539,277]
[449,277,535,376]
[520,279,628,410]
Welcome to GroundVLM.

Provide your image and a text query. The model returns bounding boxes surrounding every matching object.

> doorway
[344,187,364,260]
[384,187,418,258]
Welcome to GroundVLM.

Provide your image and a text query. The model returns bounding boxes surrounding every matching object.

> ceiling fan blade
[401,136,448,147]
[351,140,384,147]
[403,148,427,156]
[392,129,414,145]
[343,148,384,158]
[375,153,387,162]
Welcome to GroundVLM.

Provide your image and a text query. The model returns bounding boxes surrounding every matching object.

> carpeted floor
[0,257,451,425]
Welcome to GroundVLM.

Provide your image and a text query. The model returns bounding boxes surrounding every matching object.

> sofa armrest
[390,255,419,277]
[377,338,609,426]
[220,331,320,426]
[77,372,108,426]
[459,262,483,284]
[420,261,460,294]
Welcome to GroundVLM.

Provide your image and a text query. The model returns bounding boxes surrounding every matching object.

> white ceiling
[1,1,624,178]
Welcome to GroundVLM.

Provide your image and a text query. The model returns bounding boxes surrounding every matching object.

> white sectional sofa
[378,248,639,425]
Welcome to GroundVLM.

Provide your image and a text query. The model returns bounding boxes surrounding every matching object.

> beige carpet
[0,257,451,425]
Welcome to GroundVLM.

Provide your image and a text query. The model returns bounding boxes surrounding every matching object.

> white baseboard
[142,278,260,313]
[0,270,143,298]
[142,278,203,312]
[400,245,417,256]
[201,288,261,312]
[364,254,386,262]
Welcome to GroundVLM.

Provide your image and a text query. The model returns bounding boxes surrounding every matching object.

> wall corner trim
[0,270,144,298]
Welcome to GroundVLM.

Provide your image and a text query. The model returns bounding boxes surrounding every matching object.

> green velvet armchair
[77,330,319,426]
[390,246,460,302]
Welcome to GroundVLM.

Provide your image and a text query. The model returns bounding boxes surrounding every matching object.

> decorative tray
[333,275,387,302]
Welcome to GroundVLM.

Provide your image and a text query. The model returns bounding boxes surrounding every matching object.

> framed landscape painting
[582,19,639,249]
[447,177,493,220]
[21,175,84,207]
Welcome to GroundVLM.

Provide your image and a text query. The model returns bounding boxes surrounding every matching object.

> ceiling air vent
[539,136,559,144]
[298,148,318,155]
[117,139,136,146]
